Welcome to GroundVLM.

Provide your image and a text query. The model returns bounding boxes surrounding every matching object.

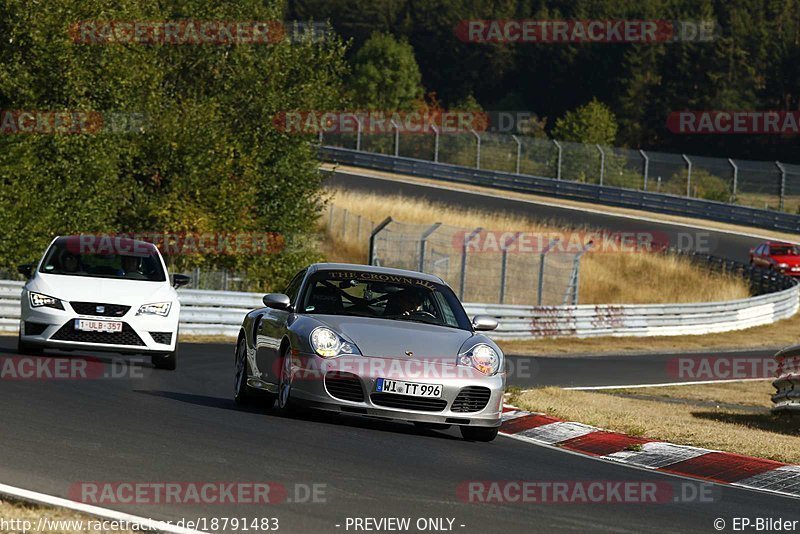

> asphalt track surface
[1,339,797,534]
[324,168,768,263]
[507,349,778,389]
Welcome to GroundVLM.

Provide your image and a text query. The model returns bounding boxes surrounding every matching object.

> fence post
[553,140,562,180]
[460,227,483,300]
[431,124,440,163]
[222,268,228,292]
[596,144,605,186]
[355,115,363,151]
[729,158,738,201]
[640,149,649,191]
[342,208,348,239]
[369,217,393,266]
[470,129,481,169]
[328,205,334,228]
[499,232,521,304]
[193,267,200,289]
[391,119,400,157]
[682,154,692,197]
[566,241,593,305]
[419,222,442,272]
[356,215,362,242]
[511,134,522,174]
[537,238,560,306]
[776,161,786,211]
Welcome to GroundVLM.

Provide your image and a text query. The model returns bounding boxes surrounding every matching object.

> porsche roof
[308,263,445,285]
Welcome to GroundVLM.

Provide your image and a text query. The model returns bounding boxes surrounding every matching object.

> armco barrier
[320,146,800,234]
[772,345,800,413]
[1,278,797,340]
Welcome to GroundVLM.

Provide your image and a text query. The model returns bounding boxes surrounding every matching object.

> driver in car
[384,288,425,317]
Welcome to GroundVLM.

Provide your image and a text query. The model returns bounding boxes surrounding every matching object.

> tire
[460,426,499,442]
[152,349,177,371]
[275,345,297,415]
[17,334,43,355]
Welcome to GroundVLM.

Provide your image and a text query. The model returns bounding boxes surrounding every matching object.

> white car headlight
[136,302,172,317]
[309,327,360,358]
[28,291,64,310]
[777,263,789,269]
[458,343,501,375]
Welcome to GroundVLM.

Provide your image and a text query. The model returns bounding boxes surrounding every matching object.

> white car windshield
[39,236,167,282]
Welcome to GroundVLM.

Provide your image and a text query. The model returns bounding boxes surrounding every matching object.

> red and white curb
[500,406,800,499]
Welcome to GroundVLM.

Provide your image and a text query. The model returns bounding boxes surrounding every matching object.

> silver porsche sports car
[234,263,505,441]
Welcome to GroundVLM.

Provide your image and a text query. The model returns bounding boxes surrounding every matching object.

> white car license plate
[74,319,123,333]
[376,378,442,398]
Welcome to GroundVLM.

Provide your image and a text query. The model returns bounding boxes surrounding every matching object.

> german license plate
[376,378,442,397]
[74,319,122,333]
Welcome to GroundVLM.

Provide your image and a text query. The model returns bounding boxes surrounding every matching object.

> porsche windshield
[300,270,472,330]
[38,237,167,282]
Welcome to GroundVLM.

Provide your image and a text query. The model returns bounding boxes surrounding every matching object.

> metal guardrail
[1,272,797,340]
[320,146,800,234]
[772,345,800,413]
[470,286,798,338]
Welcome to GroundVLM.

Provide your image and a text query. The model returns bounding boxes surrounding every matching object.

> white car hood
[28,273,176,305]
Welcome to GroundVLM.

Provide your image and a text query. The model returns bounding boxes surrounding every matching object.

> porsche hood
[311,315,477,363]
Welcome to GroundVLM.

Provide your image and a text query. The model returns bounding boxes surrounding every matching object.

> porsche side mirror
[263,293,291,311]
[472,315,498,331]
[172,274,190,288]
[17,263,34,279]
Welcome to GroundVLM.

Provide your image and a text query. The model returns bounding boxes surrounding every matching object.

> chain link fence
[342,214,588,306]
[323,129,800,214]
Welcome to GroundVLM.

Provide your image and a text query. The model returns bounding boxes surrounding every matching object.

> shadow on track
[135,389,462,440]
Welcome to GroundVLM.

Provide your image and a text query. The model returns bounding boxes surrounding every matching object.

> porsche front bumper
[287,353,505,427]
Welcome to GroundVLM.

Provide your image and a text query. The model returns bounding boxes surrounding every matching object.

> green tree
[552,99,618,145]
[0,0,348,289]
[350,32,422,110]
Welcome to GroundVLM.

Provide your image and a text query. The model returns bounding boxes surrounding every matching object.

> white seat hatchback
[17,235,188,370]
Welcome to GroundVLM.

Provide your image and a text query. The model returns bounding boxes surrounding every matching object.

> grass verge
[512,382,800,464]
[0,497,133,533]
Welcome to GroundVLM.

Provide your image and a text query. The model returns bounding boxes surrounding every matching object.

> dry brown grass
[610,380,774,408]
[322,187,750,305]
[0,499,133,533]
[514,385,800,464]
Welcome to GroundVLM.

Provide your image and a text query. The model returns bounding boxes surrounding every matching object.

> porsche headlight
[458,343,501,375]
[310,327,359,358]
[28,292,64,310]
[778,263,789,269]
[136,302,172,316]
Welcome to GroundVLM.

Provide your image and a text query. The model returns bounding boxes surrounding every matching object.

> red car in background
[749,241,800,276]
